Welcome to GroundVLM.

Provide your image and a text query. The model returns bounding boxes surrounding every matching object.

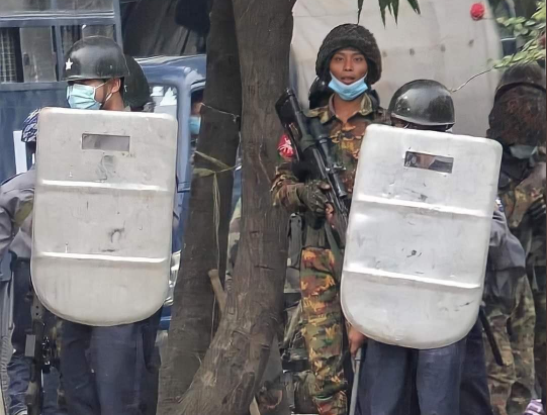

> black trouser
[7,259,64,415]
[60,310,161,415]
[460,318,493,415]
[359,338,466,415]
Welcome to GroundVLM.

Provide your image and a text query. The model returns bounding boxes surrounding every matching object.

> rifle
[24,288,58,415]
[479,307,504,366]
[275,89,350,249]
[348,347,363,415]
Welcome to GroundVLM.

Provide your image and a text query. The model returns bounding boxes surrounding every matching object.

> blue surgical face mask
[328,73,368,101]
[67,83,106,110]
[509,144,537,160]
[189,116,201,135]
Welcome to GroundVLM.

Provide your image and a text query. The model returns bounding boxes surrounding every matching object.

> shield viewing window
[404,151,454,174]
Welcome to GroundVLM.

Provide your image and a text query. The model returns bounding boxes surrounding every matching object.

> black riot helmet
[124,55,153,112]
[389,80,455,130]
[308,77,333,109]
[64,36,129,82]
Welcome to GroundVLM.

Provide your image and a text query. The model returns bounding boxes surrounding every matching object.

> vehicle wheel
[0,280,13,414]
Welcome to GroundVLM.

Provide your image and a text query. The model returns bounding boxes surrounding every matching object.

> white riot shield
[32,108,178,326]
[341,125,502,349]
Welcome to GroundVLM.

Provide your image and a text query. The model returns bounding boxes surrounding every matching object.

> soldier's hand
[348,325,367,357]
[325,203,335,227]
[296,180,331,217]
[529,196,546,229]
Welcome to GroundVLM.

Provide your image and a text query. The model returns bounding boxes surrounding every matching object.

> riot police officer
[354,80,525,415]
[0,110,65,415]
[353,80,466,415]
[60,36,160,415]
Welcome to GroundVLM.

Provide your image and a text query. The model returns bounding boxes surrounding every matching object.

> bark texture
[170,0,294,413]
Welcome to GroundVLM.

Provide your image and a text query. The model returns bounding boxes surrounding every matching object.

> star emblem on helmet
[65,59,73,70]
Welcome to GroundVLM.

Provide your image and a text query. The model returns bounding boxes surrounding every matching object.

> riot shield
[341,125,502,349]
[32,108,178,326]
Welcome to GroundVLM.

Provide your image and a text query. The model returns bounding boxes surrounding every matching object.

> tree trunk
[172,0,294,413]
[156,0,242,411]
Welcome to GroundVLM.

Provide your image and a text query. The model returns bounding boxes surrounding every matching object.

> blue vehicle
[137,55,207,330]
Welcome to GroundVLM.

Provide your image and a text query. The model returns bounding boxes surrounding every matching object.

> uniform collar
[307,93,374,124]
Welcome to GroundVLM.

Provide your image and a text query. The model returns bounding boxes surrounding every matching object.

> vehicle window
[60,26,83,56]
[0,28,23,82]
[55,0,114,11]
[0,23,116,84]
[19,27,56,82]
[82,24,115,39]
[189,89,204,151]
[0,0,52,14]
[0,0,114,15]
[60,25,115,57]
[150,85,178,120]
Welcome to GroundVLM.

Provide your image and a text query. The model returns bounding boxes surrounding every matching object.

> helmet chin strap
[99,81,114,109]
[101,92,113,109]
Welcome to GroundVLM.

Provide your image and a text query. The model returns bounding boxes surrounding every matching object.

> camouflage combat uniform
[496,161,545,409]
[483,164,545,415]
[483,269,536,415]
[272,94,382,414]
[483,63,546,413]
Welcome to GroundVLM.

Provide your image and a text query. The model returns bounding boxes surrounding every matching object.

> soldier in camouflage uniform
[272,24,384,415]
[484,62,546,415]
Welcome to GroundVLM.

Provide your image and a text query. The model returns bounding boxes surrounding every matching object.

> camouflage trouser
[300,247,347,415]
[483,276,536,415]
[533,281,546,399]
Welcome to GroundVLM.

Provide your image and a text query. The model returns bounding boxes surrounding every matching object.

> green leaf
[393,0,400,22]
[407,0,421,13]
[371,0,420,25]
[379,0,388,25]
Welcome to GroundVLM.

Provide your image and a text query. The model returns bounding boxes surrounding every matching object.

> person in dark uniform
[353,80,523,415]
[0,110,65,415]
[60,36,161,415]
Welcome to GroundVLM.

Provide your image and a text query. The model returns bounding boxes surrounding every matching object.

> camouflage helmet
[315,24,382,85]
[21,109,40,144]
[389,80,455,128]
[495,62,546,101]
[64,36,129,82]
[488,63,546,147]
[124,55,153,110]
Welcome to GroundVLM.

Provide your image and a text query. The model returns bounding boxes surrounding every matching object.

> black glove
[296,180,330,217]
[529,196,546,230]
